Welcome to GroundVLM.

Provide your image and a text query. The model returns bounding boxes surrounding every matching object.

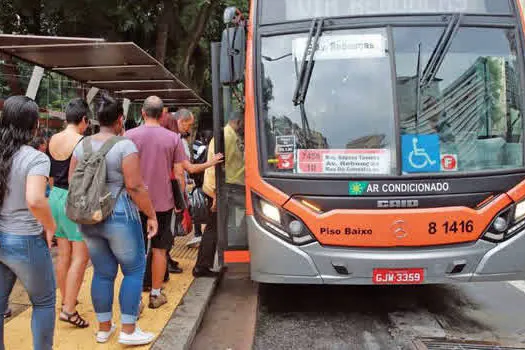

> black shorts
[140,210,173,250]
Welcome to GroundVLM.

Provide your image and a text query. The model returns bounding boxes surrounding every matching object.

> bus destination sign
[284,0,489,21]
[292,34,386,61]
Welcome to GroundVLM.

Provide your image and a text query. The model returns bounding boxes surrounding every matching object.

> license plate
[372,268,425,285]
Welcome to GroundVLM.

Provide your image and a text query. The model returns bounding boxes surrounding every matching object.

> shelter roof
[0,35,209,107]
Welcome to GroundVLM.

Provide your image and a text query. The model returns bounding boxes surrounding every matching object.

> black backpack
[189,187,210,224]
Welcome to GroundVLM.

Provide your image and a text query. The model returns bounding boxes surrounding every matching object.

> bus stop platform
[3,235,217,350]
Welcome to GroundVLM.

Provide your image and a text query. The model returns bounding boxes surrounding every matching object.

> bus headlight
[514,200,525,222]
[260,200,281,223]
[252,193,315,245]
[483,201,525,243]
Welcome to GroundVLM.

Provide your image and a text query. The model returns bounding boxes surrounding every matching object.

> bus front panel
[241,0,525,284]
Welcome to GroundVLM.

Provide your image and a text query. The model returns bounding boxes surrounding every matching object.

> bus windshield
[260,25,524,176]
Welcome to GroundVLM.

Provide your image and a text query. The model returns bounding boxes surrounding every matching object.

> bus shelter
[0,33,208,349]
[0,33,209,113]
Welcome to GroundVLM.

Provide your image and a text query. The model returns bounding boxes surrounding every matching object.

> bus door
[211,15,248,266]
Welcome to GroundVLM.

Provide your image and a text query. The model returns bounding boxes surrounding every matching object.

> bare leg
[99,320,112,332]
[62,241,89,317]
[151,248,167,290]
[122,323,136,334]
[55,238,71,303]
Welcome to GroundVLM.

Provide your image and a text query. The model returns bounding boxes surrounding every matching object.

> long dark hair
[0,96,40,208]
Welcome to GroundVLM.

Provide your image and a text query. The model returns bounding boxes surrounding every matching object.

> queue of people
[0,93,232,349]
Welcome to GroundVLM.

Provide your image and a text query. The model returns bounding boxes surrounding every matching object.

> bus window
[261,28,397,176]
[394,26,524,173]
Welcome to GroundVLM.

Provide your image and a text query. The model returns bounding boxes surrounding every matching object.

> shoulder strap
[98,136,126,157]
[83,136,93,157]
[66,136,85,160]
[76,136,85,146]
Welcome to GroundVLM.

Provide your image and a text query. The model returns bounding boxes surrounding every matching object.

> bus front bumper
[247,216,525,284]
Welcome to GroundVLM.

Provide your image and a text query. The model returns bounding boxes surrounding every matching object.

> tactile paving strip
[171,234,199,260]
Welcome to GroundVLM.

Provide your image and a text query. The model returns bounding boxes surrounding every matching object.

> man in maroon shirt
[126,96,222,309]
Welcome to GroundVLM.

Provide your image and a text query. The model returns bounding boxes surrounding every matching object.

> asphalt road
[253,281,525,350]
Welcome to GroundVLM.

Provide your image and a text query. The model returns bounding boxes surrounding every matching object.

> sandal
[60,310,89,328]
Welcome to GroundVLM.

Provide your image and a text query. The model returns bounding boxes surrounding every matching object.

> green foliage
[0,0,250,108]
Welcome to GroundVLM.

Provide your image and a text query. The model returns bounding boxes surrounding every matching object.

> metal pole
[25,66,44,100]
[86,87,100,125]
[86,87,99,104]
[123,98,131,118]
[211,42,226,267]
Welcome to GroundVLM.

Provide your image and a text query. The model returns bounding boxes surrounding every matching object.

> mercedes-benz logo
[391,220,408,239]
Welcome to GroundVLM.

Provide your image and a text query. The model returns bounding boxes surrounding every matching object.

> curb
[151,276,219,350]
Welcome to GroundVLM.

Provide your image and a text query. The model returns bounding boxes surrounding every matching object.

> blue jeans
[0,233,56,350]
[80,194,145,324]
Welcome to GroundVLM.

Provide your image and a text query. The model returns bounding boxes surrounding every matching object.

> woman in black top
[48,98,90,328]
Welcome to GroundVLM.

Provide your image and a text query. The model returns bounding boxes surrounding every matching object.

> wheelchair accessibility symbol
[402,134,440,173]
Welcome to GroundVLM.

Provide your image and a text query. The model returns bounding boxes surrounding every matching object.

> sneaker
[186,236,202,248]
[96,323,116,343]
[168,262,183,274]
[148,292,168,309]
[118,326,155,345]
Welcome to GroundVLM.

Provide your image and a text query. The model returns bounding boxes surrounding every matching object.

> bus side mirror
[220,8,246,85]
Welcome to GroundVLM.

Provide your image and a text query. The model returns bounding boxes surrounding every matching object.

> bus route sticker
[297,149,390,175]
[441,154,458,171]
[278,153,294,170]
[292,34,386,61]
[276,135,295,154]
[276,135,295,170]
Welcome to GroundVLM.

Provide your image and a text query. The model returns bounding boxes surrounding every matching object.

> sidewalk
[4,235,200,350]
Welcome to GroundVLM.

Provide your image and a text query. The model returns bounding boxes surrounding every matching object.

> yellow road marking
[5,256,195,349]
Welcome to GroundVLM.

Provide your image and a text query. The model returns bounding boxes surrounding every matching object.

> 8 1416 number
[428,220,474,234]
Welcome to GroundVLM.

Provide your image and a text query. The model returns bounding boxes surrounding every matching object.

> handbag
[182,208,193,234]
[171,208,193,237]
[189,187,210,224]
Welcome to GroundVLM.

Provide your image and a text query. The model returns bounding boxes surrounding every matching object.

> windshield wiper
[415,13,462,130]
[291,18,325,148]
[420,13,462,88]
[293,18,325,106]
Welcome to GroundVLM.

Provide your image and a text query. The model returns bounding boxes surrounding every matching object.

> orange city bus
[211,0,525,285]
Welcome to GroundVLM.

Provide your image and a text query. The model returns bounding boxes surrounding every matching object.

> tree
[0,0,250,105]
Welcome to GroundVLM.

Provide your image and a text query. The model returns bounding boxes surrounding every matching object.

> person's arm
[27,172,56,248]
[175,134,223,174]
[202,138,217,211]
[173,162,186,211]
[182,153,223,174]
[122,153,158,238]
[69,156,77,182]
[174,163,186,191]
